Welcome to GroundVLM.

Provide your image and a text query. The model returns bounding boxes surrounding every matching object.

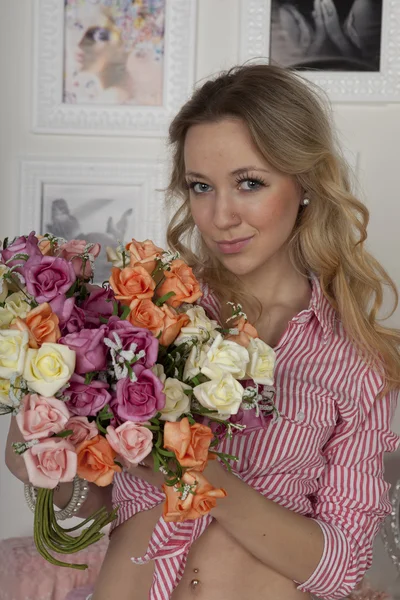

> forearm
[210,464,324,585]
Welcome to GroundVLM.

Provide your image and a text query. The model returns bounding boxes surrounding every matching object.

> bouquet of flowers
[0,232,277,569]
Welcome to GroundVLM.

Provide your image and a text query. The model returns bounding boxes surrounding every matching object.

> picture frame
[32,0,197,136]
[240,0,400,103]
[20,158,167,283]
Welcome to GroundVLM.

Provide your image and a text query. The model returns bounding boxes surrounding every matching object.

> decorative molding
[240,0,400,102]
[32,0,197,136]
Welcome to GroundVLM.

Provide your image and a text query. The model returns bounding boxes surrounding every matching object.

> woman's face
[76,18,125,73]
[184,119,303,279]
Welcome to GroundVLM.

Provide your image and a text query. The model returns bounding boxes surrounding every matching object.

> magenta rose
[59,240,101,279]
[16,393,71,441]
[24,255,76,303]
[111,365,165,422]
[106,317,159,368]
[81,285,115,328]
[23,437,77,489]
[50,296,85,334]
[65,374,112,416]
[106,422,153,467]
[60,326,108,374]
[1,232,42,272]
[66,416,99,445]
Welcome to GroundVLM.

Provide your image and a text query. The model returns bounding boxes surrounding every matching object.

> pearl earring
[302,198,310,206]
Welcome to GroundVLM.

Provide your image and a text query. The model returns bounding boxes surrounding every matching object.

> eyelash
[185,173,267,194]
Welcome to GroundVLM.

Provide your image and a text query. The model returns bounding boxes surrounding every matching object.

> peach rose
[110,266,156,305]
[23,437,77,489]
[12,303,61,348]
[59,239,101,279]
[106,422,153,467]
[155,260,202,308]
[163,470,227,522]
[127,239,164,274]
[66,416,99,446]
[128,298,165,337]
[163,417,214,471]
[76,435,122,486]
[159,304,190,347]
[16,393,70,440]
[37,236,53,256]
[226,316,258,348]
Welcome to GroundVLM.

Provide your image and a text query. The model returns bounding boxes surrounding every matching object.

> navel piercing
[190,579,200,588]
[302,198,310,206]
[193,568,199,573]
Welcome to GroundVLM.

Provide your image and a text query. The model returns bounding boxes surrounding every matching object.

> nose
[212,191,240,230]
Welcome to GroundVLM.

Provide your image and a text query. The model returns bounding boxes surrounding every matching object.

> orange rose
[12,303,61,348]
[226,316,258,348]
[163,417,215,471]
[163,470,227,522]
[128,298,165,337]
[127,239,164,274]
[110,265,156,305]
[37,235,53,256]
[76,435,122,487]
[155,260,202,308]
[159,304,189,346]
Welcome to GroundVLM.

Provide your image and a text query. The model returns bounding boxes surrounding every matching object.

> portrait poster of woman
[64,0,165,106]
[270,0,384,72]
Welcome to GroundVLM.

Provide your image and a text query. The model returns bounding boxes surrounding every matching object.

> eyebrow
[185,166,271,179]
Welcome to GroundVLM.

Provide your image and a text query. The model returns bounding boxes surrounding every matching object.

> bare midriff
[170,520,311,600]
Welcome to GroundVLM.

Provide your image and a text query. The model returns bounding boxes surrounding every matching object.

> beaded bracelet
[24,476,90,521]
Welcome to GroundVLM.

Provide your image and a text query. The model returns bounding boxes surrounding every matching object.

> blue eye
[236,178,265,191]
[188,182,212,194]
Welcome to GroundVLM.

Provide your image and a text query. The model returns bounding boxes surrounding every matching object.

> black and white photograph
[42,183,137,282]
[270,0,383,71]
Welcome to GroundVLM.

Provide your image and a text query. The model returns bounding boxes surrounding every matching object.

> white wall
[1,0,400,592]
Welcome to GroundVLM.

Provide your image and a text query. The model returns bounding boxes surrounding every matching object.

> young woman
[7,64,400,600]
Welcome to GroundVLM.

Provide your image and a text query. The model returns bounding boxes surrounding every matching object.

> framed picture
[20,158,166,283]
[33,0,197,136]
[240,0,400,102]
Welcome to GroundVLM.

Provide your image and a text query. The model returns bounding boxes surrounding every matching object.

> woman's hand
[311,0,357,55]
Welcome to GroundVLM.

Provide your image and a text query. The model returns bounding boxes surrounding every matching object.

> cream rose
[159,378,192,422]
[200,333,249,380]
[23,342,76,397]
[183,343,211,382]
[0,307,13,328]
[0,329,29,379]
[246,338,276,385]
[106,246,129,268]
[0,264,10,303]
[0,378,11,406]
[5,293,31,319]
[174,306,220,346]
[151,363,166,384]
[193,372,244,417]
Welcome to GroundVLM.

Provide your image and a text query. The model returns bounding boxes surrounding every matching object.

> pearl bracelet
[24,476,90,521]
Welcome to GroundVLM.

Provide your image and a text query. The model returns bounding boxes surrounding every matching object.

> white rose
[0,264,10,303]
[151,363,166,384]
[174,306,220,346]
[183,343,211,382]
[193,372,244,417]
[0,307,14,328]
[0,329,29,379]
[5,292,31,319]
[201,333,249,380]
[159,378,191,422]
[23,343,76,397]
[0,378,12,407]
[246,338,276,385]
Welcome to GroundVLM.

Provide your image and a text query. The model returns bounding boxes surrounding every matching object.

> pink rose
[50,296,85,334]
[106,422,153,467]
[81,285,115,328]
[106,317,159,368]
[60,326,108,373]
[65,374,112,416]
[24,256,76,303]
[66,416,98,446]
[59,240,101,279]
[111,365,165,423]
[16,393,71,440]
[1,232,42,272]
[23,437,77,489]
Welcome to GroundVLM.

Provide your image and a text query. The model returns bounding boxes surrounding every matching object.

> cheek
[190,201,211,232]
[249,190,299,234]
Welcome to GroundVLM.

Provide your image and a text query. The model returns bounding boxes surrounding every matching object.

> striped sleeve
[297,372,399,599]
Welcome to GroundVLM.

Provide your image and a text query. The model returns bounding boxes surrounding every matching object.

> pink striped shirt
[110,276,399,599]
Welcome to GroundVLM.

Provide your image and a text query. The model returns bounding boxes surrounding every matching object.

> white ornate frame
[240,0,400,102]
[32,0,197,136]
[19,158,167,246]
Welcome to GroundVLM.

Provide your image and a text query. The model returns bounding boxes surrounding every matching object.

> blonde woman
[7,64,400,600]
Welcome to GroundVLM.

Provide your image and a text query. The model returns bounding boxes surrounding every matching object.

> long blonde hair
[166,64,400,393]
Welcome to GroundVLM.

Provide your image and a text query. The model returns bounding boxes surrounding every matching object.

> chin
[218,255,260,278]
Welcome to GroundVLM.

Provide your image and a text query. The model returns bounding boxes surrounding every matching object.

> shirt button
[296,411,305,422]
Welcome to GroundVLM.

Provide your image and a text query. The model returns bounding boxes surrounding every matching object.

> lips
[216,236,254,255]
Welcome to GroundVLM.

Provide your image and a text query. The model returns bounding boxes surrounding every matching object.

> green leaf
[154,291,176,307]
[114,460,123,469]
[99,316,109,324]
[66,280,78,299]
[3,237,8,249]
[53,429,73,438]
[120,305,130,320]
[84,372,96,385]
[112,300,119,316]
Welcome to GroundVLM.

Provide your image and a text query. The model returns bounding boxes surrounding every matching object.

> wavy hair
[166,64,400,393]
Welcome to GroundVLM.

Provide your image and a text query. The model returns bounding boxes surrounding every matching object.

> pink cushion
[0,536,108,600]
